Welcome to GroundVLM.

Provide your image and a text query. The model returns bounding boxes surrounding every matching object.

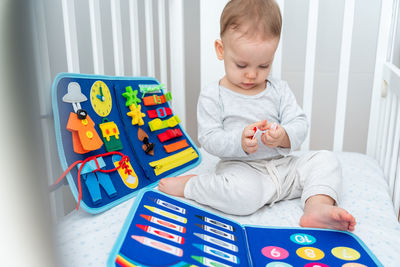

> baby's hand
[242,120,268,154]
[261,122,290,148]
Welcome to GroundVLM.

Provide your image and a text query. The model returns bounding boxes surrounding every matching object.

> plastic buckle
[156,107,167,118]
[153,95,162,104]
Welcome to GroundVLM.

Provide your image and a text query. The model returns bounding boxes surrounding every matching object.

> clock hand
[96,86,105,101]
[100,86,105,101]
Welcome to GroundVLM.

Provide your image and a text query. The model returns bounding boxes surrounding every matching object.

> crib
[31,0,400,266]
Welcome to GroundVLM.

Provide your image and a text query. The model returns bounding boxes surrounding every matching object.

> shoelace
[50,151,129,210]
[120,159,133,175]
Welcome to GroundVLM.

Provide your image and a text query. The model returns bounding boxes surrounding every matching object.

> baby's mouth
[242,82,255,88]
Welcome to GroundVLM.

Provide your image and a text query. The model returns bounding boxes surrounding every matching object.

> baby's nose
[245,70,257,79]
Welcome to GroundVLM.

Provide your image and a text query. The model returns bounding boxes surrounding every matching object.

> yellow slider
[149,147,198,176]
[144,205,187,224]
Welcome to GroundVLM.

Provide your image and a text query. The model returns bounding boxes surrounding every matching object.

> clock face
[90,80,112,117]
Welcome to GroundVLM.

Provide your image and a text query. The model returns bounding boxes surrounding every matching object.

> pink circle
[261,246,289,260]
[304,263,329,267]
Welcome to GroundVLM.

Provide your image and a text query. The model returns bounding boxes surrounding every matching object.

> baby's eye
[236,64,246,68]
[259,65,269,69]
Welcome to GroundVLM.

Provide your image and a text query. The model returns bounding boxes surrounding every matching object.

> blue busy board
[108,189,382,267]
[52,73,201,213]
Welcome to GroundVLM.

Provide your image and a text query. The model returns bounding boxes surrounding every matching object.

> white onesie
[184,78,342,215]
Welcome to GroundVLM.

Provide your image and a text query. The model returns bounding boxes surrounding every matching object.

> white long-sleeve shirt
[197,78,308,161]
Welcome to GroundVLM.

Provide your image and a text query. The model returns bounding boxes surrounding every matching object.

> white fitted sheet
[56,149,400,266]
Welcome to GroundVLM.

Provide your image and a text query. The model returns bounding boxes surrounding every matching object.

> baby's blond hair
[220,0,282,39]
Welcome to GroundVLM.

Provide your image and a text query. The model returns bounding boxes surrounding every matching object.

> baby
[159,0,356,231]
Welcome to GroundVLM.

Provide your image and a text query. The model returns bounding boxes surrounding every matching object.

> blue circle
[290,233,316,245]
[266,262,292,267]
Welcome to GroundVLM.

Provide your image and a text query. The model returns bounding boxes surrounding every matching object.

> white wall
[200,0,228,88]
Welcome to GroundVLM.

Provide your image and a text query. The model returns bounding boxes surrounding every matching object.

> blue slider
[192,243,239,264]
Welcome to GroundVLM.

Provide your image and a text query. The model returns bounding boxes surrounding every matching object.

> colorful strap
[50,151,129,210]
[157,128,183,142]
[143,92,172,106]
[164,139,189,153]
[148,115,180,132]
[147,107,173,118]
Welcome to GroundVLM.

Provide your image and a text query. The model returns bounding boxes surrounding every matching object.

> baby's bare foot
[300,202,356,231]
[158,175,196,197]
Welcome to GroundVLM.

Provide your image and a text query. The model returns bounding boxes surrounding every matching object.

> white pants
[184,150,342,215]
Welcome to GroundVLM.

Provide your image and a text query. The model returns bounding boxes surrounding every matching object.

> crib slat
[383,96,398,177]
[388,1,400,63]
[129,0,141,76]
[379,91,393,167]
[271,0,284,80]
[333,0,355,152]
[158,0,168,84]
[374,84,388,162]
[168,0,186,128]
[388,97,400,192]
[111,0,125,76]
[145,0,155,77]
[384,63,400,97]
[374,86,388,164]
[89,0,104,75]
[394,156,400,216]
[61,0,80,72]
[301,0,319,151]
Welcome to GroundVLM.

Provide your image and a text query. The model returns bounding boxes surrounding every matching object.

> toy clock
[90,80,112,117]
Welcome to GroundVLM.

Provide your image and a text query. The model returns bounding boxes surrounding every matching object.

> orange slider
[163,139,189,153]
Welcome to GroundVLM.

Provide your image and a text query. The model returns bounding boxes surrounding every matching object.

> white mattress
[56,149,400,266]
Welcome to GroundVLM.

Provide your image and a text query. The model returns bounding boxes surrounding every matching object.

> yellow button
[296,247,324,261]
[81,119,88,126]
[149,118,163,131]
[153,119,163,128]
[86,131,94,139]
[331,247,360,261]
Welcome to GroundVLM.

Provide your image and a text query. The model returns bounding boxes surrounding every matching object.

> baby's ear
[214,39,224,60]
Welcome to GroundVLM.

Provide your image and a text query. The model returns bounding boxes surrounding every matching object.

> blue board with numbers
[108,189,382,267]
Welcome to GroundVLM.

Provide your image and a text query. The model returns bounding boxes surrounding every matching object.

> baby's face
[217,31,279,93]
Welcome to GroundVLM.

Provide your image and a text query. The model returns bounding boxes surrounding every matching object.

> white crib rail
[372,63,400,220]
[301,0,319,151]
[367,0,400,221]
[89,0,105,74]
